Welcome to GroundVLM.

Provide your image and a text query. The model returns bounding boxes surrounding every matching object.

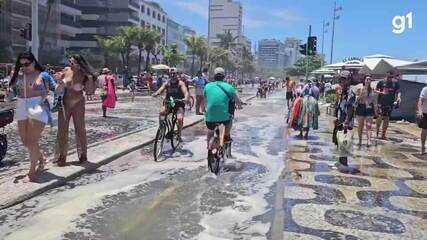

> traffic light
[299,43,307,55]
[19,23,32,40]
[308,36,317,56]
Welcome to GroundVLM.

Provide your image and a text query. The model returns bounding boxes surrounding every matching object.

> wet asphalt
[1,90,426,240]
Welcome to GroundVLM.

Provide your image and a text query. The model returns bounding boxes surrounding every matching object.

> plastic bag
[337,129,353,153]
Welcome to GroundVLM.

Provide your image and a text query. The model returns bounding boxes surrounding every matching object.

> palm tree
[134,27,150,75]
[117,26,138,67]
[109,35,127,68]
[143,30,161,71]
[216,30,238,50]
[161,44,186,67]
[196,39,208,72]
[184,36,202,77]
[96,36,115,66]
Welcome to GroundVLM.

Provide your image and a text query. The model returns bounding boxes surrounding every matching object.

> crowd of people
[282,69,427,173]
[3,50,247,182]
[285,77,320,139]
[3,50,427,182]
[6,52,96,182]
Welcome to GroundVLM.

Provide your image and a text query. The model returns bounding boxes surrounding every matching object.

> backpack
[216,83,235,116]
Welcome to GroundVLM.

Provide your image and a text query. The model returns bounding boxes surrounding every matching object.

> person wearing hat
[203,67,242,149]
[100,67,117,117]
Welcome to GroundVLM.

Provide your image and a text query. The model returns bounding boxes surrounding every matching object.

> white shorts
[15,97,49,124]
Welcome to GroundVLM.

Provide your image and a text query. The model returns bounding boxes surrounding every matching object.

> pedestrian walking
[302,80,320,100]
[123,66,130,89]
[333,72,357,173]
[375,72,401,140]
[289,86,320,139]
[355,76,375,146]
[8,52,63,182]
[101,68,117,117]
[285,77,295,110]
[194,71,206,115]
[417,85,427,155]
[55,54,95,166]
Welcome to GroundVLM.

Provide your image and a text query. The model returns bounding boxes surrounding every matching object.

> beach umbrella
[151,64,170,70]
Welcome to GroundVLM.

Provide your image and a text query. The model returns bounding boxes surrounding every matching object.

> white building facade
[283,37,302,68]
[208,0,243,47]
[257,39,286,70]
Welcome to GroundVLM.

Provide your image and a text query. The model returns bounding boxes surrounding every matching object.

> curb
[0,94,256,210]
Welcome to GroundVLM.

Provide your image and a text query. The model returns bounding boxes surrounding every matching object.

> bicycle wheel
[153,126,166,161]
[208,147,222,175]
[225,141,232,158]
[170,119,181,150]
[0,134,7,162]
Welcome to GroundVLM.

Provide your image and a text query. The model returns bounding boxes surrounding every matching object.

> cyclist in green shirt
[204,67,242,148]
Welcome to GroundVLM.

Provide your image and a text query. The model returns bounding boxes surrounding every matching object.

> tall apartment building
[283,37,302,68]
[0,0,14,62]
[58,0,82,56]
[138,1,167,45]
[167,18,197,55]
[208,0,243,47]
[166,18,186,54]
[257,39,286,70]
[0,0,61,62]
[183,26,196,40]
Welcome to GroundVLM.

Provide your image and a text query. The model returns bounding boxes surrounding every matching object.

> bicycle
[153,97,185,161]
[207,123,232,175]
[0,108,14,164]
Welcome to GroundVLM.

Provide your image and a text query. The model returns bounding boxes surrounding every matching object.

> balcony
[61,0,78,9]
[129,0,140,11]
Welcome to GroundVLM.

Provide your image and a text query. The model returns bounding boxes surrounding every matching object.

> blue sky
[155,0,427,63]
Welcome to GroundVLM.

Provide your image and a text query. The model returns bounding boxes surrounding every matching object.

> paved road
[0,87,254,185]
[0,91,425,240]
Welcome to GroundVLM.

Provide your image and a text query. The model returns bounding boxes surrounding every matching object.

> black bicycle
[207,123,232,174]
[153,97,184,161]
[0,108,14,164]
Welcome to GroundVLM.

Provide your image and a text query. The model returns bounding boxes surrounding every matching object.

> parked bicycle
[153,97,184,161]
[207,123,232,175]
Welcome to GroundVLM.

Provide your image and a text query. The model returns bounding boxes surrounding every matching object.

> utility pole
[31,0,39,59]
[305,25,311,82]
[330,1,342,64]
[207,0,212,76]
[321,20,329,66]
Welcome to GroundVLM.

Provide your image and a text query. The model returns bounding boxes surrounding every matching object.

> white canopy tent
[323,60,365,70]
[360,55,416,74]
[312,68,335,75]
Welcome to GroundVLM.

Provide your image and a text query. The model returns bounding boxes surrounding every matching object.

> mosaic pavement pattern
[0,88,254,185]
[281,116,427,239]
[0,96,162,184]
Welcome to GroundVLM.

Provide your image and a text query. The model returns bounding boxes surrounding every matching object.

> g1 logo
[392,12,413,34]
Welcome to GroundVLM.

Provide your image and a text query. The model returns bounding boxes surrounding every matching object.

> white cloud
[173,0,209,20]
[271,9,306,24]
[244,18,269,29]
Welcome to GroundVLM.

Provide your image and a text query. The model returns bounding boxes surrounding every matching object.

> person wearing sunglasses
[54,54,96,166]
[8,52,55,182]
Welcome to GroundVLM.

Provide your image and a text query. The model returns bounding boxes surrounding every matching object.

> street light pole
[31,0,39,59]
[330,1,341,64]
[305,25,311,82]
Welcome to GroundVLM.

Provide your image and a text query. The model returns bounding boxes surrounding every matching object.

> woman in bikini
[8,52,63,182]
[55,54,95,166]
